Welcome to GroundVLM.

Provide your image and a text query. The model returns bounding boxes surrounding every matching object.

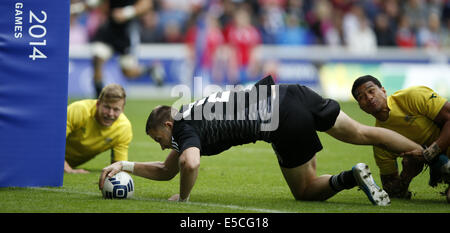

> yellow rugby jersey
[374,86,448,175]
[65,99,132,167]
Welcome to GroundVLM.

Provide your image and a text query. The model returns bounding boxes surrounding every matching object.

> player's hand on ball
[98,161,123,190]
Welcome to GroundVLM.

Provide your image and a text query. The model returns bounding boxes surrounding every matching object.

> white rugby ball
[102,171,134,199]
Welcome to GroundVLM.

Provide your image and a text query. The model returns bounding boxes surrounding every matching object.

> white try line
[30,187,289,213]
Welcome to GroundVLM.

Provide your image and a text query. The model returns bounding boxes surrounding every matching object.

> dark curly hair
[351,75,382,100]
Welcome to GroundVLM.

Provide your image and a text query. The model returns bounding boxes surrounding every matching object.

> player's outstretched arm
[98,149,180,190]
[132,149,180,180]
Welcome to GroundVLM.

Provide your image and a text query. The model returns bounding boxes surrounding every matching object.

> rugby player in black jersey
[99,76,423,206]
[71,0,164,97]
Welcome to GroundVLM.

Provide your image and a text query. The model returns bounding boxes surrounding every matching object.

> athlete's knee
[291,186,326,201]
[290,180,326,201]
[291,189,310,201]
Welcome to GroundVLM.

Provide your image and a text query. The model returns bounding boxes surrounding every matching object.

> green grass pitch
[1,99,449,213]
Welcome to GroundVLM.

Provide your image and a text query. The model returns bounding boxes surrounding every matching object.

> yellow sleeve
[66,101,89,137]
[66,116,72,137]
[373,146,399,176]
[111,122,133,162]
[394,86,447,121]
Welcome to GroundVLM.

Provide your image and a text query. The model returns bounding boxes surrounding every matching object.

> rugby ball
[102,171,134,199]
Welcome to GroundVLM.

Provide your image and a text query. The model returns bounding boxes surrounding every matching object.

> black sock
[329,170,357,192]
[94,80,103,98]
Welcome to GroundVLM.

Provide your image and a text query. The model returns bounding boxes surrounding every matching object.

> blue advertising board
[0,0,69,187]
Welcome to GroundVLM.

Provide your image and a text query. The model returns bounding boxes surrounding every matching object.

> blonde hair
[98,84,126,103]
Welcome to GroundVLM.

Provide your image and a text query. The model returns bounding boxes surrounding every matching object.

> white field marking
[30,187,289,213]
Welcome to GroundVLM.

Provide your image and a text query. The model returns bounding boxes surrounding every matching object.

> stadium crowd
[70,0,450,49]
[69,0,450,84]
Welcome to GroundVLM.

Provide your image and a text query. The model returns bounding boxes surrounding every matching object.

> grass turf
[0,99,449,213]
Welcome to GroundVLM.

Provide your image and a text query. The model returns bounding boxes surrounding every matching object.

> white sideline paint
[30,187,288,213]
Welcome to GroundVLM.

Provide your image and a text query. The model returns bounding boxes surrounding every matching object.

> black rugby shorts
[271,85,340,168]
[92,20,132,55]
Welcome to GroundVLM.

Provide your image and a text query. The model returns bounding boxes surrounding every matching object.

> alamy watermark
[170,76,279,131]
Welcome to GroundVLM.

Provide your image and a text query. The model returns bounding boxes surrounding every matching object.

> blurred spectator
[225,6,262,82]
[347,15,377,53]
[396,13,417,48]
[330,0,356,13]
[442,2,450,47]
[275,14,314,45]
[258,0,286,44]
[342,3,362,44]
[417,12,442,48]
[382,0,400,36]
[403,0,428,31]
[426,0,443,18]
[70,13,89,45]
[361,0,383,23]
[71,0,450,97]
[85,3,108,40]
[345,4,377,53]
[309,0,342,46]
[186,13,227,81]
[157,0,190,43]
[139,11,164,43]
[70,0,450,58]
[286,0,306,20]
[374,12,396,46]
[163,20,184,42]
[218,0,237,29]
[69,0,450,48]
[66,0,450,92]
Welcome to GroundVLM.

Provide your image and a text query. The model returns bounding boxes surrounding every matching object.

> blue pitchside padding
[0,0,69,187]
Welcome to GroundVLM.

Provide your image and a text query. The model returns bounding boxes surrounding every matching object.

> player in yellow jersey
[65,84,132,173]
[352,75,450,202]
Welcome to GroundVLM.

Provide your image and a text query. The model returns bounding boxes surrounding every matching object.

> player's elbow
[179,155,200,173]
[178,148,201,172]
[179,158,200,172]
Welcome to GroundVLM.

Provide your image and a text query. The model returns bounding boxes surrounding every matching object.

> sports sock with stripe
[329,170,357,192]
